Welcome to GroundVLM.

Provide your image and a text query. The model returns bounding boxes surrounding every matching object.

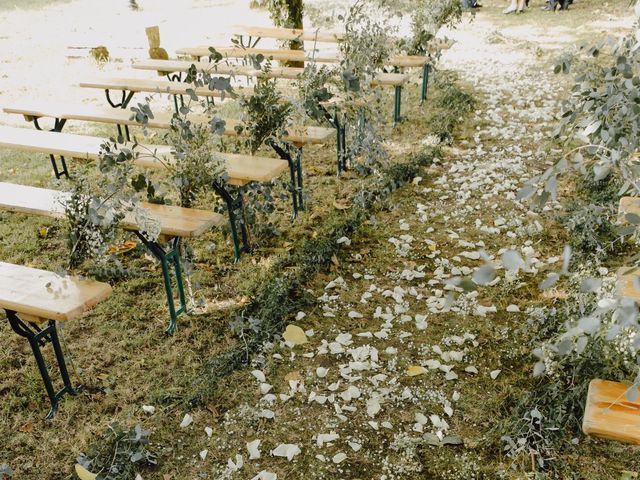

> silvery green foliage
[518,17,640,209]
[65,141,160,269]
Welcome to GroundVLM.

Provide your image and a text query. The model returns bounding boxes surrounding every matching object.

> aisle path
[176,12,576,480]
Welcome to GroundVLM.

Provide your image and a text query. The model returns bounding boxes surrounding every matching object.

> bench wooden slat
[176,46,428,68]
[617,267,640,301]
[3,103,334,145]
[234,25,344,43]
[0,126,288,186]
[583,378,640,444]
[132,59,409,86]
[233,25,453,54]
[0,262,113,322]
[78,77,224,98]
[0,182,225,238]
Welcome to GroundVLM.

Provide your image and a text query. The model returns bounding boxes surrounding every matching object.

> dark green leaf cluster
[76,423,157,480]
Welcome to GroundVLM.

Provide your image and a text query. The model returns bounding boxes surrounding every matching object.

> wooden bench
[3,103,334,148]
[2,101,325,217]
[176,46,431,102]
[234,25,344,44]
[78,76,226,113]
[583,378,640,444]
[0,181,224,334]
[0,125,288,260]
[1,261,112,418]
[132,58,410,123]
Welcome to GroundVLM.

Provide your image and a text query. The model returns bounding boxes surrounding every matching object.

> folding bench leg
[105,89,135,109]
[421,64,430,104]
[49,155,69,180]
[212,180,251,262]
[394,86,403,125]
[133,234,187,335]
[27,117,71,179]
[331,110,348,175]
[268,141,305,220]
[116,124,131,142]
[5,311,79,419]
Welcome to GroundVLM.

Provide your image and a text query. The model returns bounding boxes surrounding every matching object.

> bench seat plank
[78,77,224,98]
[132,59,409,86]
[0,262,113,322]
[234,25,344,43]
[0,126,288,186]
[583,378,640,444]
[3,103,335,146]
[176,46,428,68]
[0,182,225,238]
[617,267,640,301]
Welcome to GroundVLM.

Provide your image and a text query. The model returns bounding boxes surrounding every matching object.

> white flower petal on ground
[251,472,277,480]
[316,367,329,378]
[332,452,347,464]
[490,369,502,379]
[251,370,266,383]
[247,439,261,459]
[205,426,213,438]
[179,413,193,428]
[348,441,362,452]
[316,432,340,447]
[200,449,208,461]
[142,405,155,414]
[271,443,301,461]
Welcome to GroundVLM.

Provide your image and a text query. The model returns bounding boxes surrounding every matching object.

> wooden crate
[583,379,640,444]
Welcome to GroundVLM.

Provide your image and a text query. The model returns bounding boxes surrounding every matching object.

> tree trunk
[285,0,304,68]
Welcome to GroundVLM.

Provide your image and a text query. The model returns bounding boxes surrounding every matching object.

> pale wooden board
[132,59,409,86]
[0,182,225,237]
[79,76,224,97]
[619,196,640,218]
[233,25,450,55]
[616,267,640,302]
[175,46,428,68]
[583,379,640,445]
[0,262,112,322]
[3,104,334,145]
[0,126,288,186]
[234,25,344,43]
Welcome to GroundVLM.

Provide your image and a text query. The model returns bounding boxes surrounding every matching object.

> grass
[0,0,71,11]
[1,1,637,478]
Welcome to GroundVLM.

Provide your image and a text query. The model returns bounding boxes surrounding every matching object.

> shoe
[503,6,517,13]
[472,3,483,7]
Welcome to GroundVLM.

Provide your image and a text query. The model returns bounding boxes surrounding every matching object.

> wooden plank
[617,267,640,302]
[233,25,451,55]
[78,76,225,98]
[0,262,113,322]
[583,378,640,445]
[176,46,428,68]
[132,59,409,86]
[0,126,288,186]
[234,25,344,43]
[3,104,334,145]
[619,196,640,218]
[0,182,225,238]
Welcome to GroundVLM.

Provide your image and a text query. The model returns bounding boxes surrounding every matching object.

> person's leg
[504,0,517,13]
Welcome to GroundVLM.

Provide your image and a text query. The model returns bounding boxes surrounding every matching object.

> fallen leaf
[283,325,308,345]
[18,422,32,433]
[75,464,97,480]
[284,371,302,382]
[406,365,428,376]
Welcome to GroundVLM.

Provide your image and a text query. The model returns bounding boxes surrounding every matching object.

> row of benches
[1,24,437,418]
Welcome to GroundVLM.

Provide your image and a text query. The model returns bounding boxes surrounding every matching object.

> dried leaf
[283,325,308,345]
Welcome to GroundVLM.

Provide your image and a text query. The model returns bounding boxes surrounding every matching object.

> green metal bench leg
[49,155,69,179]
[268,141,304,220]
[394,86,403,125]
[134,234,187,334]
[421,64,430,104]
[5,311,80,419]
[212,181,251,262]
